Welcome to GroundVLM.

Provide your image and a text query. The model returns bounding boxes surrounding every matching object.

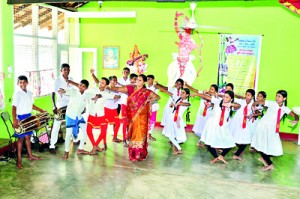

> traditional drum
[54,106,67,120]
[15,112,51,135]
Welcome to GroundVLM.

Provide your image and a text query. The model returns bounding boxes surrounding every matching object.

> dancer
[192,90,240,164]
[251,90,298,171]
[162,88,191,155]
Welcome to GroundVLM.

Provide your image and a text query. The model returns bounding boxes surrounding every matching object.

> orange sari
[126,85,153,161]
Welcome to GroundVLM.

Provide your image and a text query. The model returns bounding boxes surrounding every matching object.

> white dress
[230,99,253,144]
[193,98,213,138]
[249,103,265,139]
[251,101,291,156]
[200,97,235,148]
[161,87,181,126]
[162,99,189,143]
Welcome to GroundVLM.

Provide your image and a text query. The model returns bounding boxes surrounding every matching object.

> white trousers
[49,119,62,149]
[64,123,87,152]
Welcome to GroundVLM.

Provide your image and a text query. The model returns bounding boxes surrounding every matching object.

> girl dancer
[162,88,191,155]
[185,83,218,147]
[251,90,298,171]
[155,78,184,126]
[230,89,255,161]
[192,90,240,164]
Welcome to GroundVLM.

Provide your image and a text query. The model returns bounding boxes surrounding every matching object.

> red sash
[219,106,226,126]
[242,105,248,129]
[174,100,182,122]
[275,108,281,133]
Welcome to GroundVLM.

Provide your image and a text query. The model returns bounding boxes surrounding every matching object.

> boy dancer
[59,79,90,159]
[12,75,44,169]
[49,63,73,154]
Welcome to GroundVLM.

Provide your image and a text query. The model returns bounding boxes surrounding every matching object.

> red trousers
[87,115,108,146]
[104,107,120,138]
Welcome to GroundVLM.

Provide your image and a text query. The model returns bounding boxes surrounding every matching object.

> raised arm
[66,79,79,88]
[108,84,128,94]
[191,92,212,101]
[289,111,299,127]
[184,82,198,93]
[155,81,168,91]
[90,68,100,84]
[234,93,245,99]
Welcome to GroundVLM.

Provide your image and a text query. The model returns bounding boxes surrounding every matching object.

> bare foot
[77,149,89,155]
[233,155,243,161]
[96,146,104,152]
[16,161,23,169]
[258,157,268,167]
[62,152,69,159]
[262,164,274,171]
[197,142,205,148]
[210,158,219,164]
[174,150,183,155]
[27,155,41,161]
[218,155,228,164]
[89,147,97,155]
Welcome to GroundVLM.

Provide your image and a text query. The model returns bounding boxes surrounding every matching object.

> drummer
[49,63,73,154]
[12,75,45,169]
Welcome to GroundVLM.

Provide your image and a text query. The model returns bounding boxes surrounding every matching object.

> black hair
[109,76,117,81]
[277,90,288,121]
[226,83,234,90]
[101,77,109,85]
[246,89,255,101]
[258,91,267,99]
[80,79,89,88]
[146,74,155,79]
[182,88,191,122]
[123,67,130,73]
[219,90,234,117]
[211,84,218,93]
[17,75,28,82]
[130,73,138,79]
[139,74,147,88]
[175,78,184,88]
[61,63,70,70]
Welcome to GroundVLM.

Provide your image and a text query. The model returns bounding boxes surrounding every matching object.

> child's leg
[169,137,181,151]
[220,148,231,157]
[206,145,218,158]
[261,152,273,165]
[121,104,127,141]
[49,119,62,149]
[233,144,247,160]
[25,135,40,160]
[78,123,88,151]
[64,128,72,153]
[16,138,24,168]
[87,117,96,146]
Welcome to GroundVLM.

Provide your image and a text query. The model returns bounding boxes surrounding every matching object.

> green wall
[79,1,300,134]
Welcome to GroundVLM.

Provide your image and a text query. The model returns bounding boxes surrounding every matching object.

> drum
[15,112,51,135]
[54,106,67,120]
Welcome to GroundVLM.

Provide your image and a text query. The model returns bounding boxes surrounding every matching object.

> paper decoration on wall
[166,9,204,87]
[0,73,5,110]
[27,69,56,97]
[126,44,148,74]
[279,0,300,15]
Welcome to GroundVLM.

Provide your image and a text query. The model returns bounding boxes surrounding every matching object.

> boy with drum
[12,75,44,169]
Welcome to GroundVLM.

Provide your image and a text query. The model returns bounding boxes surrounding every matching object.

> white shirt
[65,88,88,120]
[54,75,73,108]
[87,88,115,117]
[104,90,120,109]
[12,88,34,115]
[118,77,131,105]
[147,84,159,112]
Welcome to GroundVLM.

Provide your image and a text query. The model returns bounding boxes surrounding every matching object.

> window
[13,4,78,97]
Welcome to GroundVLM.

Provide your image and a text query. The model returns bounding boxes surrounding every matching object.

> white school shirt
[104,90,120,109]
[65,88,88,120]
[54,75,73,108]
[12,88,34,115]
[87,88,115,117]
[147,84,159,112]
[118,77,131,105]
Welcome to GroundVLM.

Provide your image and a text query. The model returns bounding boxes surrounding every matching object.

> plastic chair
[0,111,16,161]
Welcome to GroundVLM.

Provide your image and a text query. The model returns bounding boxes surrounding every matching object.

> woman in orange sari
[109,74,160,161]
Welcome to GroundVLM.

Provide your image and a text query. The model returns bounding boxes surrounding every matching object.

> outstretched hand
[289,120,298,128]
[90,68,95,74]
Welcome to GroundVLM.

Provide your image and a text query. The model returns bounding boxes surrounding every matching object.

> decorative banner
[279,0,300,15]
[0,73,5,110]
[27,69,56,98]
[218,34,262,95]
